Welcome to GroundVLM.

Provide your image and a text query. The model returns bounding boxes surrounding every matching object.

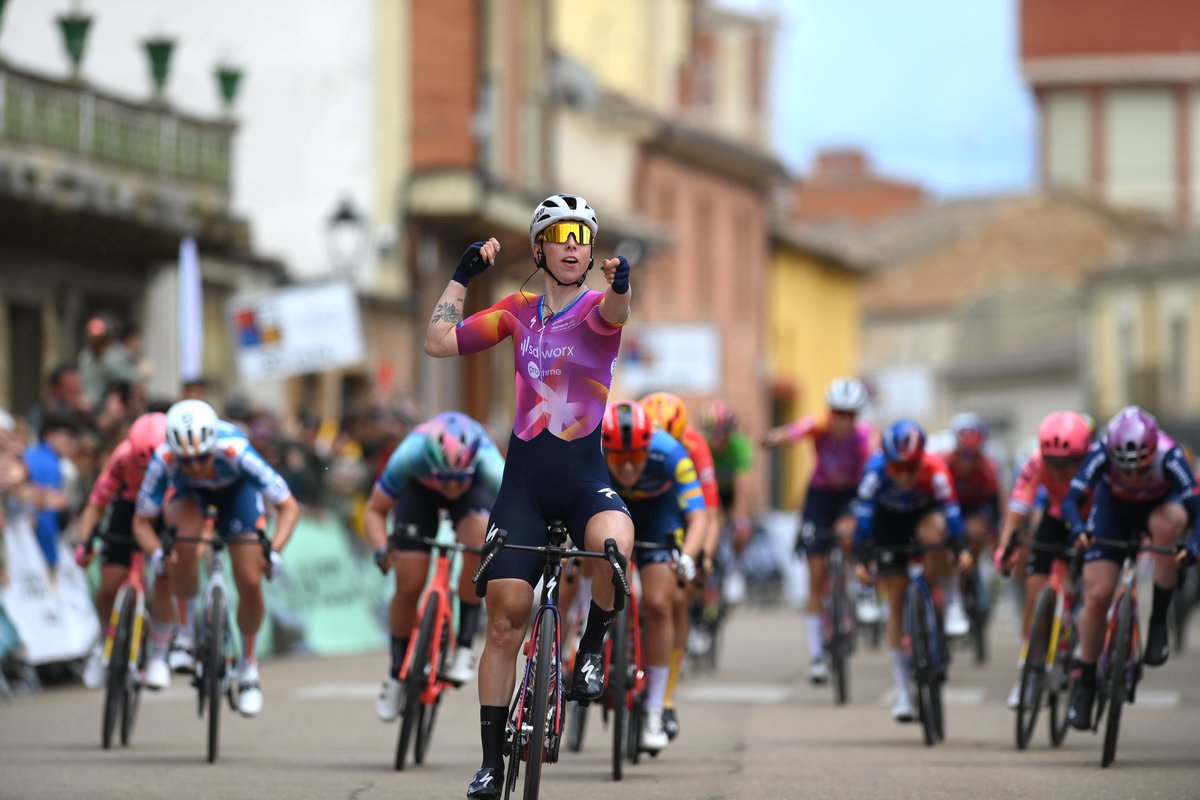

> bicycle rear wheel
[102,590,134,749]
[1016,586,1054,750]
[415,610,452,766]
[1048,609,1077,747]
[206,588,226,764]
[523,613,557,799]
[609,608,628,780]
[1101,592,1133,768]
[396,596,438,771]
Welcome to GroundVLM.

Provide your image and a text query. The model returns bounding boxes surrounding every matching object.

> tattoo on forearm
[431,301,463,325]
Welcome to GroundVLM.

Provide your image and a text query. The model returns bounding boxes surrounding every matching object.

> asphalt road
[2,592,1198,800]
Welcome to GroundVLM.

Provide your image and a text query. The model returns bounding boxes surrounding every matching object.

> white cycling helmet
[529,193,599,247]
[825,377,868,413]
[165,399,219,457]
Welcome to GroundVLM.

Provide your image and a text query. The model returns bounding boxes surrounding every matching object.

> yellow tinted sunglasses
[538,221,594,246]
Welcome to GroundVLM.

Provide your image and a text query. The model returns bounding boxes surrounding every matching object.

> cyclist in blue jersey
[365,411,505,721]
[599,400,706,751]
[853,419,970,722]
[132,399,300,717]
[423,193,635,799]
[1061,406,1200,729]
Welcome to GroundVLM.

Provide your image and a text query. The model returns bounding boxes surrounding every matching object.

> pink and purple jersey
[89,439,148,506]
[783,415,874,489]
[455,290,623,441]
[1009,452,1076,519]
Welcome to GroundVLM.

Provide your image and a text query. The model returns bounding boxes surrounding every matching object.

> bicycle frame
[102,551,148,673]
[397,531,465,704]
[1098,554,1142,703]
[509,541,567,766]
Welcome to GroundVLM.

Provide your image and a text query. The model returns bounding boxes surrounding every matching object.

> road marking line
[880,687,985,706]
[293,682,381,700]
[678,683,794,704]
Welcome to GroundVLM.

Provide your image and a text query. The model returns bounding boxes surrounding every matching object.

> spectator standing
[23,412,80,570]
[78,317,140,410]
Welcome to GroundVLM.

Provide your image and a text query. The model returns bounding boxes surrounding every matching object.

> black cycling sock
[480,705,507,770]
[458,602,482,649]
[389,636,410,679]
[1150,583,1173,625]
[578,601,617,653]
[1079,661,1097,690]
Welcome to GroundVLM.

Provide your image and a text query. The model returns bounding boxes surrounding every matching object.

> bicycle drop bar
[471,529,632,605]
[1089,537,1183,558]
[161,528,273,576]
[390,523,489,556]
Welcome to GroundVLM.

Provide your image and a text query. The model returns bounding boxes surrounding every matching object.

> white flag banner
[179,236,203,382]
[1,516,99,664]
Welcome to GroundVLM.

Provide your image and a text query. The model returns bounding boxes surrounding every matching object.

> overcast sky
[723,0,1037,197]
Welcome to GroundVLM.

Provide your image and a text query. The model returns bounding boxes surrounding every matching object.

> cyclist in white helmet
[132,399,300,717]
[763,377,874,683]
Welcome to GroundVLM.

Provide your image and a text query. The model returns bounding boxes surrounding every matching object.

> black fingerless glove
[611,256,630,294]
[453,241,489,286]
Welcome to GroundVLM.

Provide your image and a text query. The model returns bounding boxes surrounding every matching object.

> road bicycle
[384,524,486,771]
[161,516,271,764]
[473,521,629,800]
[1004,538,1082,750]
[1088,536,1181,768]
[960,561,990,665]
[89,531,149,749]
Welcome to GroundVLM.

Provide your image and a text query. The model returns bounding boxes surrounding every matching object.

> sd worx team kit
[454,289,628,585]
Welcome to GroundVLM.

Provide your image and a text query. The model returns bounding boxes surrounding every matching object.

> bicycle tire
[610,608,628,780]
[627,691,644,764]
[1016,586,1054,750]
[206,587,226,764]
[102,590,134,749]
[907,581,938,747]
[965,569,988,665]
[396,595,438,771]
[523,613,556,800]
[829,555,849,705]
[565,700,588,753]
[1101,591,1133,768]
[1048,615,1076,748]
[120,600,145,746]
[415,610,452,765]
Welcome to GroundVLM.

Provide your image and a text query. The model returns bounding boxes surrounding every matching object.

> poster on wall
[227,281,365,381]
[617,323,721,395]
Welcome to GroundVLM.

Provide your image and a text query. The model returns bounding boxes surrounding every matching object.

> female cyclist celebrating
[423,193,635,800]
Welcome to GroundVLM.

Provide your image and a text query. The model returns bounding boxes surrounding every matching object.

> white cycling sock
[890,648,909,697]
[576,576,593,619]
[646,665,669,711]
[148,618,174,659]
[942,576,963,607]
[805,614,824,659]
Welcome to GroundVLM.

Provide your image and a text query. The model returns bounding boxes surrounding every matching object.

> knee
[1084,587,1113,616]
[643,595,671,626]
[1151,504,1187,540]
[484,608,527,653]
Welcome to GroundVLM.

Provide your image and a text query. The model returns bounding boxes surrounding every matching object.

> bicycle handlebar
[388,524,489,557]
[470,529,632,605]
[1088,537,1182,558]
[161,527,273,577]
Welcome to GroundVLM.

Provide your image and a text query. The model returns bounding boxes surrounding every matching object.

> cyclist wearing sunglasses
[73,412,169,688]
[364,411,504,721]
[599,400,707,751]
[853,418,969,722]
[132,399,300,716]
[945,413,1002,567]
[762,377,873,685]
[1061,405,1200,729]
[423,193,634,800]
[640,391,719,739]
[994,410,1092,708]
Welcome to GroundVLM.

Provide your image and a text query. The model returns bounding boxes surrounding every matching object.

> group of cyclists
[68,191,1200,799]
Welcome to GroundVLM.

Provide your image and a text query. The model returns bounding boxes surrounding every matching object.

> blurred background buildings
[0,0,1197,515]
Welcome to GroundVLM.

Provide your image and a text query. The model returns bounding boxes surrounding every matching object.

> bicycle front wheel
[1101,592,1133,768]
[206,587,226,764]
[609,607,628,780]
[829,555,849,705]
[523,613,557,800]
[102,589,135,749]
[907,581,940,747]
[120,600,146,746]
[1016,586,1054,750]
[397,595,438,771]
[1048,614,1076,748]
[415,605,452,765]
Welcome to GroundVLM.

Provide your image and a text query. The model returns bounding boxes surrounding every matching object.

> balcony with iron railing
[0,59,235,231]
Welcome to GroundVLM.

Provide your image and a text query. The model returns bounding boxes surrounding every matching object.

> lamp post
[143,36,175,103]
[326,197,369,283]
[56,5,92,82]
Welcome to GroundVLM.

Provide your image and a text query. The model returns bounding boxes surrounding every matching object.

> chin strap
[537,252,591,288]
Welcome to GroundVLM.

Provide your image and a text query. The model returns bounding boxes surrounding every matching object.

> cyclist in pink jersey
[73,412,170,687]
[994,410,1092,708]
[763,377,873,684]
[423,193,635,800]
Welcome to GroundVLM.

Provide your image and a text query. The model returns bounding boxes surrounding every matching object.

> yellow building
[766,229,865,509]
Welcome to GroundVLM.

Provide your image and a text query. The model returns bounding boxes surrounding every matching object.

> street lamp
[326,196,369,283]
